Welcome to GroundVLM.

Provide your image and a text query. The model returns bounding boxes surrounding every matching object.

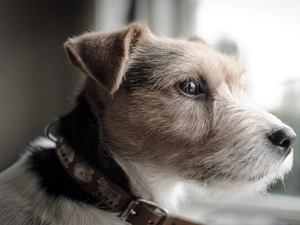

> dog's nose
[268,128,296,156]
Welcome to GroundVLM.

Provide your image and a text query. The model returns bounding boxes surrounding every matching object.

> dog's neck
[113,157,185,212]
[57,94,132,194]
[31,93,184,214]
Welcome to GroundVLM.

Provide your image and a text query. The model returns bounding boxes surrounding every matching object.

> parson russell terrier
[0,23,297,225]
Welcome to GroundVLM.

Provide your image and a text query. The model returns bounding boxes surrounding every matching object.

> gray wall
[0,1,95,171]
[0,0,200,171]
[95,0,199,37]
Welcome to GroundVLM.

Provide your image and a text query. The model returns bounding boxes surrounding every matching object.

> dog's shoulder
[0,142,44,225]
[0,138,124,225]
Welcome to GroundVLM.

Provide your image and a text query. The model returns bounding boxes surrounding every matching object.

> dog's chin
[190,151,293,203]
[278,149,294,175]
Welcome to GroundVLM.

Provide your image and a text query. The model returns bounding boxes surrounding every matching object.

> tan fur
[65,22,295,199]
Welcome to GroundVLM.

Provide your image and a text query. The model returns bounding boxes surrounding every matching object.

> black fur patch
[29,94,131,207]
[123,45,183,91]
[29,145,98,204]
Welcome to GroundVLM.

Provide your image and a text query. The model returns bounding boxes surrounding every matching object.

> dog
[0,23,296,225]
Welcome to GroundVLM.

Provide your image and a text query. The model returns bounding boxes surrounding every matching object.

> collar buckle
[121,199,169,225]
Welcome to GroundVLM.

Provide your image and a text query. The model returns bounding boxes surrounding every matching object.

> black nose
[269,128,296,155]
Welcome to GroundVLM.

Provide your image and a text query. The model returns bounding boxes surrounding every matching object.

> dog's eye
[178,79,205,98]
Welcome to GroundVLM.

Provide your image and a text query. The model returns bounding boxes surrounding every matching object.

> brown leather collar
[55,137,205,225]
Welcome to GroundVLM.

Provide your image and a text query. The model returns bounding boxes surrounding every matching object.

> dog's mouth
[192,147,294,186]
[249,148,294,183]
[284,147,293,160]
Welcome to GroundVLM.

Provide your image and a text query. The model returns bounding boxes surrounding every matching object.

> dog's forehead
[127,36,244,91]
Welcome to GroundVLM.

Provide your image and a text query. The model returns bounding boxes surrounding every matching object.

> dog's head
[64,23,296,199]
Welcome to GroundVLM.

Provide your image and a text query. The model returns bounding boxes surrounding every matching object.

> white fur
[30,137,56,149]
[195,82,295,200]
[114,157,186,214]
[183,150,293,207]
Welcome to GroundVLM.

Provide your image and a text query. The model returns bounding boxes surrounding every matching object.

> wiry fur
[0,23,296,225]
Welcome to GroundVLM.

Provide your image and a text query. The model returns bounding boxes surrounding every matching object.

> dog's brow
[123,44,185,91]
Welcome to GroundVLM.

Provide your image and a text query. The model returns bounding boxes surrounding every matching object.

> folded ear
[64,23,150,94]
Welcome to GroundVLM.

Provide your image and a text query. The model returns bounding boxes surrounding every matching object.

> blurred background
[0,0,299,224]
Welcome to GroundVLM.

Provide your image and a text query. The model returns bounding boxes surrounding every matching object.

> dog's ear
[64,23,149,94]
[188,36,206,44]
